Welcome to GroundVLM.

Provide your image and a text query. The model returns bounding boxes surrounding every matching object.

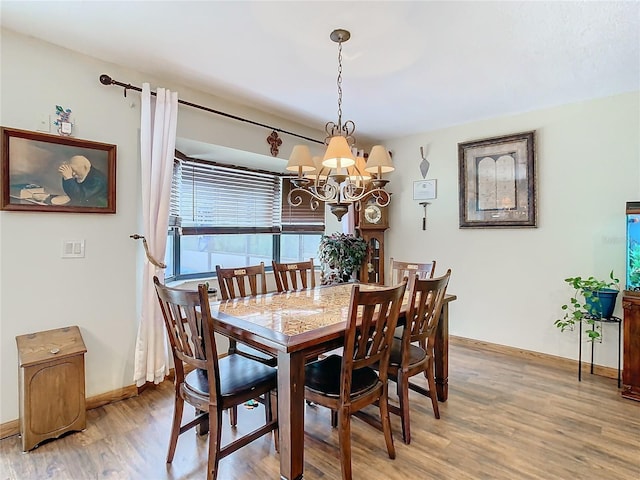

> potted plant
[318,233,367,285]
[554,270,620,341]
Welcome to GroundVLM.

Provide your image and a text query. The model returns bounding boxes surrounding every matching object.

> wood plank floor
[2,343,639,480]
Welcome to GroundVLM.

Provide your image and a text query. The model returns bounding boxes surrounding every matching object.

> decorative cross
[267,130,282,157]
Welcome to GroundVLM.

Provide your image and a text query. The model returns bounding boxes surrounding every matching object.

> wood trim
[450,335,620,379]
[86,385,139,410]
[0,420,19,440]
[0,384,140,440]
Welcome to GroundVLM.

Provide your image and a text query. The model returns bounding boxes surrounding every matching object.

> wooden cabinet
[16,326,87,451]
[622,292,640,401]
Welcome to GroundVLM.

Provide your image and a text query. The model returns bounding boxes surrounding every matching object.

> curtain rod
[98,74,324,145]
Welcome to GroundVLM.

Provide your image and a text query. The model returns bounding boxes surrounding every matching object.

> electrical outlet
[37,114,50,132]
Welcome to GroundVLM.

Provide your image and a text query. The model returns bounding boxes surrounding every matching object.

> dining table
[209,283,457,480]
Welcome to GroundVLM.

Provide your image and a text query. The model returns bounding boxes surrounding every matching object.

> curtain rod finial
[99,74,113,85]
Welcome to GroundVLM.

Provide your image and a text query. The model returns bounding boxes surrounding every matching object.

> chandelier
[286,29,394,221]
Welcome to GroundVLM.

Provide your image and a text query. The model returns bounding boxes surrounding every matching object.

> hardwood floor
[2,342,639,480]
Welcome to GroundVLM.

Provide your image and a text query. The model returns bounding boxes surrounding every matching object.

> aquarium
[627,201,640,291]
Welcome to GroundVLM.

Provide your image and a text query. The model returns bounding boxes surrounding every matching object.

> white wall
[385,91,640,365]
[0,30,324,424]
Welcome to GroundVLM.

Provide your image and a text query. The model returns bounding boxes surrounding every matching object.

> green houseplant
[318,233,367,285]
[554,271,620,341]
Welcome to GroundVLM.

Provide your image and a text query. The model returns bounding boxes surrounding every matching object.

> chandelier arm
[288,183,340,205]
[309,198,321,211]
[341,182,367,202]
[341,187,391,206]
[287,189,305,207]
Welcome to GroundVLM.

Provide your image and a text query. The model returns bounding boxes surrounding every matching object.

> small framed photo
[413,179,437,200]
[458,131,536,228]
[1,127,117,213]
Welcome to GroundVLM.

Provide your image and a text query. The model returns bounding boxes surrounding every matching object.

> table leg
[278,350,306,480]
[434,303,449,402]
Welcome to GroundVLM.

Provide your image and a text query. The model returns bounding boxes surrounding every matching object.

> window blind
[168,159,181,226]
[175,159,281,234]
[281,178,325,232]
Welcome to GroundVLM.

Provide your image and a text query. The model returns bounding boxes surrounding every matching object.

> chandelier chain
[336,38,343,131]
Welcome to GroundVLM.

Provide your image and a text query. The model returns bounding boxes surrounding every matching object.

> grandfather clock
[356,198,389,284]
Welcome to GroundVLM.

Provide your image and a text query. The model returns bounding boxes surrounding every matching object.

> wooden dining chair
[153,277,278,480]
[216,262,268,300]
[215,262,277,425]
[389,258,437,348]
[389,258,436,287]
[215,262,276,364]
[304,280,408,480]
[384,269,451,445]
[272,258,315,292]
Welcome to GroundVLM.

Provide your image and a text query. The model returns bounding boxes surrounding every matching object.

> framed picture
[1,127,116,213]
[458,131,536,228]
[413,179,437,200]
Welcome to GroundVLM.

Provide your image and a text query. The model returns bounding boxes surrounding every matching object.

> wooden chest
[16,326,87,451]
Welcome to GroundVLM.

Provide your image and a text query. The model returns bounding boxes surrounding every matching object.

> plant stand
[578,315,622,388]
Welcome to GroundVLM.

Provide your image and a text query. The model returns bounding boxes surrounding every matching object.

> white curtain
[133,83,179,387]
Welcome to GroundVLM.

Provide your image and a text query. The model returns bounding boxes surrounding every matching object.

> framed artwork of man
[1,127,117,213]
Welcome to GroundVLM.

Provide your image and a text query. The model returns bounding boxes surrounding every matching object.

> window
[165,156,324,281]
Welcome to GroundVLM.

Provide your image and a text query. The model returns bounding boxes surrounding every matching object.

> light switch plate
[62,240,85,258]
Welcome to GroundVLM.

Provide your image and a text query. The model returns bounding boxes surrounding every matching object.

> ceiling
[1,1,639,146]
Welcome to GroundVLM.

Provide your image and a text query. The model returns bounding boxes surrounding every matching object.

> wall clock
[359,198,389,230]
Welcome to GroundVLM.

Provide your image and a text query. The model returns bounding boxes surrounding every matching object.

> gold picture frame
[458,131,536,228]
[1,127,116,213]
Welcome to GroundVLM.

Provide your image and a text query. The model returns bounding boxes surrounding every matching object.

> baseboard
[86,385,139,410]
[0,366,188,441]
[0,420,19,441]
[0,384,141,441]
[450,335,620,380]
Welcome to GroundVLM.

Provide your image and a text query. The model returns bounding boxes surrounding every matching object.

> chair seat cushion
[185,354,276,397]
[388,338,427,367]
[305,354,380,398]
